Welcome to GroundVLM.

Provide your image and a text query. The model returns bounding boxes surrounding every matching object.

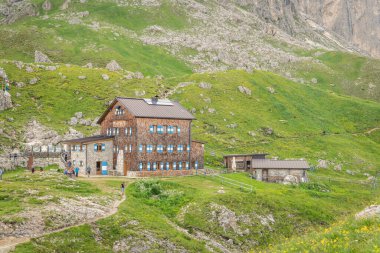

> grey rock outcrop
[0,90,12,111]
[35,50,52,63]
[0,0,38,24]
[356,205,380,220]
[101,74,110,80]
[199,82,212,89]
[283,175,299,185]
[42,0,52,11]
[106,60,122,71]
[238,85,251,95]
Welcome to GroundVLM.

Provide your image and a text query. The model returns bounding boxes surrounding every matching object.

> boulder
[45,66,56,71]
[35,50,52,63]
[25,66,34,73]
[78,76,86,80]
[0,91,12,111]
[135,90,146,97]
[60,0,70,10]
[199,82,212,89]
[42,0,52,11]
[69,117,78,125]
[84,62,93,68]
[101,74,109,80]
[74,112,83,119]
[29,77,38,84]
[238,85,251,95]
[334,164,342,171]
[311,78,318,84]
[267,86,275,94]
[317,159,328,169]
[262,127,274,136]
[283,175,299,185]
[356,205,380,220]
[106,60,122,71]
[208,108,216,113]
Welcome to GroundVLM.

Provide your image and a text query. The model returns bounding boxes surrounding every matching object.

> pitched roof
[61,135,114,144]
[251,159,309,169]
[97,97,195,124]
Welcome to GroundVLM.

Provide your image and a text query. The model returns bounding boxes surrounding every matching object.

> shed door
[263,169,269,181]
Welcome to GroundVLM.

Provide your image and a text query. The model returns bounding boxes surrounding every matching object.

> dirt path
[0,195,126,253]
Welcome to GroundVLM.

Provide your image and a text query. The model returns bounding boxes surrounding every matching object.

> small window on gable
[115,106,124,115]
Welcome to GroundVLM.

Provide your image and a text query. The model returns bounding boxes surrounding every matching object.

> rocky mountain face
[236,0,380,58]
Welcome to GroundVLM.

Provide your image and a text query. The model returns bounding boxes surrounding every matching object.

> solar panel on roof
[143,98,173,106]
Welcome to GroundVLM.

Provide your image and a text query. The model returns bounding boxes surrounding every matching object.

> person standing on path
[0,168,3,180]
[74,167,79,177]
[86,166,91,177]
[121,182,125,197]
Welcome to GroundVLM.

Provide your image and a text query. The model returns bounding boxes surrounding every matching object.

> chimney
[152,95,159,104]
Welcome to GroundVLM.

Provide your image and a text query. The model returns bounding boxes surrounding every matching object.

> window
[147,162,151,171]
[166,162,170,170]
[167,125,174,134]
[153,162,157,171]
[107,128,111,136]
[173,162,177,170]
[94,144,103,152]
[147,145,153,153]
[130,127,132,136]
[124,128,128,136]
[73,160,76,165]
[149,125,155,134]
[160,162,164,170]
[177,145,183,153]
[79,161,84,167]
[186,161,189,170]
[139,144,143,152]
[129,144,132,153]
[177,126,181,135]
[124,145,128,152]
[167,145,174,153]
[114,146,119,153]
[157,145,163,154]
[157,125,164,134]
[75,145,80,151]
[139,162,143,171]
[187,144,191,152]
[195,161,199,170]
[179,162,182,170]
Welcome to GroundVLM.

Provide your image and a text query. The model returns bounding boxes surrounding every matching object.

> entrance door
[96,161,101,175]
[263,169,269,182]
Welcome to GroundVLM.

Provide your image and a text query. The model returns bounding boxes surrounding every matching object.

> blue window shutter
[94,144,98,151]
[101,144,106,151]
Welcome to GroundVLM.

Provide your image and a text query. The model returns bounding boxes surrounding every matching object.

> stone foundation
[127,169,204,178]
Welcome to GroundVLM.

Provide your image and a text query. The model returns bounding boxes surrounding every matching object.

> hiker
[121,182,125,197]
[31,167,35,174]
[74,167,79,177]
[0,168,3,180]
[64,168,68,175]
[69,167,74,178]
[86,166,91,177]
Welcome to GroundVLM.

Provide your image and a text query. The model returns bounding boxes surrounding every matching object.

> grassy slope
[1,62,379,171]
[0,0,192,77]
[12,173,380,252]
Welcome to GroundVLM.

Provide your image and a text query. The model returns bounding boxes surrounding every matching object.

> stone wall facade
[254,168,307,183]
